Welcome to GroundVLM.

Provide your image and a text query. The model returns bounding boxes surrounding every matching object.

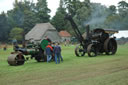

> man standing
[46,43,53,63]
[54,43,62,64]
[59,43,63,62]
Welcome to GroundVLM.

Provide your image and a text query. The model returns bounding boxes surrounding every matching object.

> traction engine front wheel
[75,45,85,57]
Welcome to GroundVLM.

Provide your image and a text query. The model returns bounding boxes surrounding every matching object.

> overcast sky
[0,0,127,17]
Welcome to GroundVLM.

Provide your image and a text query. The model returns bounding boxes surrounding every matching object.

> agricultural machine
[66,15,118,57]
[7,39,52,66]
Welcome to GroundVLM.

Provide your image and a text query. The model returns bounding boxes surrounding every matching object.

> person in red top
[46,44,53,51]
[46,43,53,62]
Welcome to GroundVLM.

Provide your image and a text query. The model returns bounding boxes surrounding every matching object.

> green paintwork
[40,39,49,50]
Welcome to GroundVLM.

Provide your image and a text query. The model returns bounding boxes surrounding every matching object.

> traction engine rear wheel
[75,45,85,57]
[104,38,117,55]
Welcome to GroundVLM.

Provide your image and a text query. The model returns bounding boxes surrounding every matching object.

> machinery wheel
[35,49,47,62]
[104,38,117,55]
[75,45,85,57]
[87,44,97,57]
[35,56,42,62]
[35,54,47,62]
[35,56,47,62]
[16,53,25,65]
[7,53,25,66]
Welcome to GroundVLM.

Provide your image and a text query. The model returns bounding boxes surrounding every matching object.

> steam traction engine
[7,39,52,66]
[66,15,118,57]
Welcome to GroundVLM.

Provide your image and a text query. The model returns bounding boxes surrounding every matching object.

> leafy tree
[109,5,117,15]
[6,0,51,42]
[118,1,128,17]
[7,0,24,28]
[63,0,83,16]
[7,0,39,34]
[105,1,128,30]
[105,15,121,29]
[118,1,128,9]
[9,27,24,43]
[66,2,110,31]
[74,0,91,26]
[36,0,51,23]
[0,12,9,42]
[22,0,39,33]
[117,1,128,30]
[61,0,91,34]
[51,0,69,31]
[23,10,39,33]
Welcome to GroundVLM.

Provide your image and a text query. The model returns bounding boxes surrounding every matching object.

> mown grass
[0,44,128,85]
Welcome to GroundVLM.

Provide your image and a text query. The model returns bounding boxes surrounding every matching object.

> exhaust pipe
[86,24,90,39]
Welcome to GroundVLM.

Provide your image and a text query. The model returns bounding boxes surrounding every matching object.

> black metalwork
[7,39,53,66]
[66,14,118,57]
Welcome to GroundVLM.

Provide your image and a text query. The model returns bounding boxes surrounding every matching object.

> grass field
[0,44,128,85]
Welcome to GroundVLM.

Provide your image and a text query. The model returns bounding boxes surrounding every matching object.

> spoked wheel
[104,38,117,55]
[75,45,85,57]
[35,56,42,62]
[35,49,47,62]
[87,44,97,57]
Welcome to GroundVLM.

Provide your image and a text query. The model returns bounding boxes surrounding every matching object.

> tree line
[0,0,128,43]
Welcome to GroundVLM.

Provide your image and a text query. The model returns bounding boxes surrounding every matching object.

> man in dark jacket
[54,43,62,64]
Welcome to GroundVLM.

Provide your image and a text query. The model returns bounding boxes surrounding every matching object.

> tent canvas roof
[113,30,128,38]
[25,23,56,41]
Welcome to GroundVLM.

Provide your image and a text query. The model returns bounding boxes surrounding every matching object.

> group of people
[45,42,63,64]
